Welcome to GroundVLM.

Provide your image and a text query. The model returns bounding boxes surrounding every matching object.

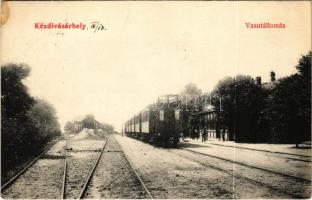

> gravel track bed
[180,143,311,181]
[84,133,149,199]
[64,139,105,199]
[115,135,301,199]
[207,143,311,161]
[171,149,310,198]
[1,140,66,199]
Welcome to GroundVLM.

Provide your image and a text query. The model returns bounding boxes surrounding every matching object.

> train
[124,94,220,147]
[124,95,183,147]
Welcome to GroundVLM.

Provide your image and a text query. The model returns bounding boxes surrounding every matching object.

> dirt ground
[84,133,149,199]
[1,140,66,199]
[178,141,311,181]
[186,138,311,156]
[64,129,105,199]
[2,131,310,199]
[171,148,311,198]
[115,134,311,199]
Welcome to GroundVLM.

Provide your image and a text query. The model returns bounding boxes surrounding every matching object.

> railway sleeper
[41,155,65,159]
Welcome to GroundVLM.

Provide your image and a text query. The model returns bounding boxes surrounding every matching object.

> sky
[1,1,311,132]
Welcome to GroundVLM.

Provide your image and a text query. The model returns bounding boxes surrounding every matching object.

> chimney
[256,76,262,85]
[270,71,276,82]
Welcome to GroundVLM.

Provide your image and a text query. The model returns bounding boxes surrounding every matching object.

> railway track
[207,143,311,162]
[62,134,153,199]
[61,138,108,199]
[78,138,108,199]
[182,148,311,182]
[116,137,153,199]
[170,148,309,198]
[1,142,57,192]
[2,132,152,199]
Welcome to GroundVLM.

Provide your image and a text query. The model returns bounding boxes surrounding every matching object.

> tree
[212,77,235,141]
[181,83,202,97]
[99,122,114,132]
[1,63,34,119]
[1,64,35,175]
[83,114,96,129]
[212,75,266,142]
[295,52,311,146]
[64,121,75,132]
[234,75,267,142]
[180,83,203,138]
[1,63,61,181]
[27,99,61,141]
[264,52,311,146]
[296,51,311,79]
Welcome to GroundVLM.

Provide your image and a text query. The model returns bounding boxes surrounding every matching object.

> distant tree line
[181,52,311,146]
[64,114,114,133]
[1,64,61,180]
[98,122,114,132]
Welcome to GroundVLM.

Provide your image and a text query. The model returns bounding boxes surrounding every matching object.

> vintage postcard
[1,1,311,199]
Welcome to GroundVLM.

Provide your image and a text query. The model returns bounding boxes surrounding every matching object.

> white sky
[1,1,311,132]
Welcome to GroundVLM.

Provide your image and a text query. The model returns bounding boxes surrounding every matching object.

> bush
[1,63,61,181]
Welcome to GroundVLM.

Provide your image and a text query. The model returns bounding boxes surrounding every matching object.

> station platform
[182,137,311,157]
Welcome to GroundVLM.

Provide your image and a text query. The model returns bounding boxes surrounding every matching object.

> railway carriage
[125,95,182,147]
